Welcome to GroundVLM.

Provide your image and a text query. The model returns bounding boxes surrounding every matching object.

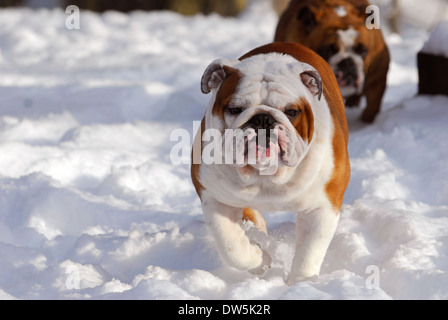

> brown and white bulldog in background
[275,0,390,123]
[191,43,350,284]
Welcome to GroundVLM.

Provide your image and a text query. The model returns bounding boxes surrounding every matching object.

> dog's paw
[286,272,319,286]
[248,249,272,275]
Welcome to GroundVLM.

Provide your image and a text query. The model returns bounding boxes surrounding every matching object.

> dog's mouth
[336,70,363,90]
[332,56,364,96]
[336,70,352,88]
[225,112,304,173]
[243,128,282,167]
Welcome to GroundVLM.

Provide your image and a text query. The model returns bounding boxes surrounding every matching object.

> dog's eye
[226,107,243,115]
[353,43,368,58]
[317,44,339,61]
[285,109,300,118]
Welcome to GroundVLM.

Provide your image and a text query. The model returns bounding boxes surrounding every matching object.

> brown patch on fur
[242,207,257,224]
[289,97,315,144]
[191,117,206,199]
[212,67,243,121]
[325,100,351,211]
[242,207,267,234]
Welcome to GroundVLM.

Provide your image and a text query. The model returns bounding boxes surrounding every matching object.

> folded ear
[201,58,240,94]
[301,70,323,101]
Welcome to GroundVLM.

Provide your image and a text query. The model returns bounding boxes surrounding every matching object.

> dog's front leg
[202,197,269,273]
[289,207,340,284]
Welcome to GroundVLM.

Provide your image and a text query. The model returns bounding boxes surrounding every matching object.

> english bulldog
[275,0,390,123]
[191,42,350,284]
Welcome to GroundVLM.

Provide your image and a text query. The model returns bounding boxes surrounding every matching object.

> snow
[0,4,447,300]
[422,20,448,57]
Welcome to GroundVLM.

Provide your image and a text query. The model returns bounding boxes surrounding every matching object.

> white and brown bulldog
[191,43,350,284]
[275,0,390,123]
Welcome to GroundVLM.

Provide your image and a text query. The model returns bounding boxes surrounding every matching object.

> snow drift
[0,4,447,300]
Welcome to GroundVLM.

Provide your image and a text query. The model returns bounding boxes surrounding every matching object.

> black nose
[246,113,276,146]
[248,113,275,130]
[337,58,357,84]
[338,57,356,70]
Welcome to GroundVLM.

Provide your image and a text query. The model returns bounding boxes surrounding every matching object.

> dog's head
[295,2,370,97]
[201,53,322,178]
[315,26,367,97]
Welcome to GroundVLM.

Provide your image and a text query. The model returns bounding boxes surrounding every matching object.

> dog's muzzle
[238,113,282,170]
[225,108,305,172]
[245,113,276,146]
[331,55,365,96]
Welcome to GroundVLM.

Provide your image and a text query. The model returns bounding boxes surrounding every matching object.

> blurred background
[0,0,447,32]
[5,0,251,16]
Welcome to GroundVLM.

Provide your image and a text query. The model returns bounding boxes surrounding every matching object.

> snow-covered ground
[0,3,447,300]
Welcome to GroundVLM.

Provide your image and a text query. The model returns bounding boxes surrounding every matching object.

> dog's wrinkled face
[316,26,366,97]
[201,53,321,177]
[297,4,368,97]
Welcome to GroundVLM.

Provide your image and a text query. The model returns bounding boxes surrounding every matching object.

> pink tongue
[256,146,268,158]
[337,71,347,87]
[256,142,279,160]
